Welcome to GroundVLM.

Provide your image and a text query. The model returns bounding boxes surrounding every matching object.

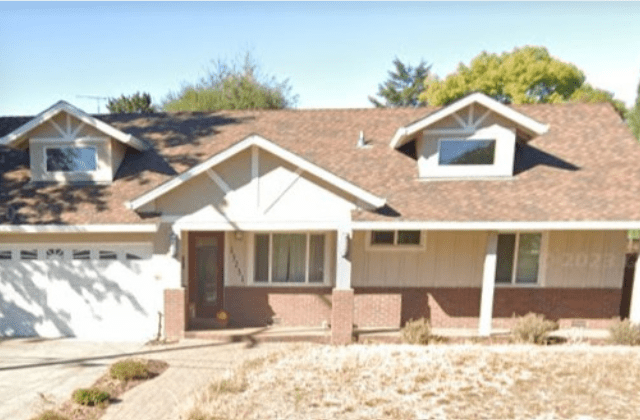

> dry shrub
[30,411,69,420]
[71,388,110,406]
[511,313,559,344]
[109,358,151,381]
[401,318,432,345]
[609,319,640,345]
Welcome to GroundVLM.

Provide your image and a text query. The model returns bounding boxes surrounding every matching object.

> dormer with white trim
[0,101,149,184]
[390,93,548,179]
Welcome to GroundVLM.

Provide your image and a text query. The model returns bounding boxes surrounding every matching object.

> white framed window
[495,232,546,286]
[251,232,330,285]
[366,230,425,251]
[438,139,496,166]
[44,146,97,173]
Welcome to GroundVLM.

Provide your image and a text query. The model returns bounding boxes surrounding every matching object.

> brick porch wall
[164,288,186,340]
[224,286,332,327]
[352,287,622,329]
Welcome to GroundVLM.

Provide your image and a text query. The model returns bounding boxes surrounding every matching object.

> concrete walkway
[101,340,289,420]
[0,338,143,420]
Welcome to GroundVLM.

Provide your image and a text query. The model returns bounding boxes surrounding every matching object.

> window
[438,139,496,165]
[369,230,422,248]
[20,250,38,260]
[495,233,542,285]
[253,233,327,284]
[45,248,64,260]
[72,250,91,260]
[45,147,97,172]
[98,250,118,260]
[0,250,12,260]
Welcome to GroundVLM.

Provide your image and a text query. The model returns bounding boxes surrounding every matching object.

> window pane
[254,234,269,283]
[73,250,91,260]
[439,140,496,165]
[371,231,394,245]
[397,230,421,245]
[99,250,118,260]
[0,250,12,260]
[46,248,64,260]
[272,234,306,283]
[516,233,541,284]
[20,250,37,260]
[309,235,325,283]
[46,147,97,172]
[495,234,516,283]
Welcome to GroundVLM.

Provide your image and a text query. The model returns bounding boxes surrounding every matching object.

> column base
[164,288,186,340]
[331,289,354,344]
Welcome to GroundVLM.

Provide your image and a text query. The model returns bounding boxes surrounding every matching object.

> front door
[189,232,224,318]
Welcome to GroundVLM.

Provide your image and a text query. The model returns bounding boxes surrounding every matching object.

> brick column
[164,288,186,340]
[331,289,354,344]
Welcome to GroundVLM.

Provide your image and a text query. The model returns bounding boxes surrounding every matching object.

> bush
[401,318,432,345]
[511,313,559,344]
[31,411,70,420]
[72,388,110,406]
[110,359,151,381]
[609,319,640,345]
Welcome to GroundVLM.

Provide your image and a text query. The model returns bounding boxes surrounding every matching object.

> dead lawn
[184,343,640,420]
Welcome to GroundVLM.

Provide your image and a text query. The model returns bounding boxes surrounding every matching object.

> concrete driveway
[0,337,293,420]
[0,338,144,420]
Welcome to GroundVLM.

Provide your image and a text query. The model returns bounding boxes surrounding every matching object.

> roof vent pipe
[357,131,366,148]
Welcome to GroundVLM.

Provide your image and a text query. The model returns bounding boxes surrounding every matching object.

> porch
[163,228,638,344]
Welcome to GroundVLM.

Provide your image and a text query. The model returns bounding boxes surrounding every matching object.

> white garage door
[0,243,170,341]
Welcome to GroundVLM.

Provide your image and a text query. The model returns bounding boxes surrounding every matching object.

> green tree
[569,83,627,117]
[107,92,155,114]
[369,58,432,107]
[627,75,640,139]
[421,46,586,106]
[163,53,297,112]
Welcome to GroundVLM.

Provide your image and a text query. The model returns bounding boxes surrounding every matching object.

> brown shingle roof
[1,103,639,225]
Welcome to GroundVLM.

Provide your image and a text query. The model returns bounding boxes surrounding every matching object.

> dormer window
[45,146,97,172]
[438,139,496,166]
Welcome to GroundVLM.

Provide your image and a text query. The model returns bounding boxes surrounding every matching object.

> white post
[479,232,498,336]
[630,255,640,324]
[335,227,352,290]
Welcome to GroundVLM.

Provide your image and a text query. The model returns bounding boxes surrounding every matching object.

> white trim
[364,230,426,252]
[452,112,468,128]
[473,109,492,128]
[479,232,498,336]
[0,224,158,233]
[127,134,386,210]
[0,100,149,151]
[252,146,260,210]
[206,169,231,194]
[49,120,68,138]
[263,167,304,215]
[351,221,640,231]
[390,92,549,149]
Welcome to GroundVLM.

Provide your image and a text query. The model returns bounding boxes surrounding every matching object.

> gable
[128,134,386,214]
[144,145,363,226]
[0,101,148,151]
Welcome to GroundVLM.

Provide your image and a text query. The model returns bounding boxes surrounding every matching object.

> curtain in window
[308,235,325,283]
[515,233,541,284]
[272,234,306,282]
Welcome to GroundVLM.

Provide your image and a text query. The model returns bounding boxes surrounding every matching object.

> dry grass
[184,343,640,420]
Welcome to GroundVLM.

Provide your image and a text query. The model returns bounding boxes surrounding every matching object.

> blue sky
[1,2,639,115]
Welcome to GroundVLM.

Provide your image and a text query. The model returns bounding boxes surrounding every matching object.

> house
[1,93,640,343]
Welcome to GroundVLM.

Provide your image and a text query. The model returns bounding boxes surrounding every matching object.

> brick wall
[224,286,332,327]
[164,288,186,340]
[352,287,622,329]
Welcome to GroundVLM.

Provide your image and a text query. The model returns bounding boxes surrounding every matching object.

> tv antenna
[76,95,109,113]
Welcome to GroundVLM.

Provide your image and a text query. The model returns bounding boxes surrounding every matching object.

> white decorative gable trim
[0,100,149,151]
[126,134,387,211]
[389,92,549,149]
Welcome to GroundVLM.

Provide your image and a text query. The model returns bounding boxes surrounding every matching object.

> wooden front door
[189,232,224,318]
